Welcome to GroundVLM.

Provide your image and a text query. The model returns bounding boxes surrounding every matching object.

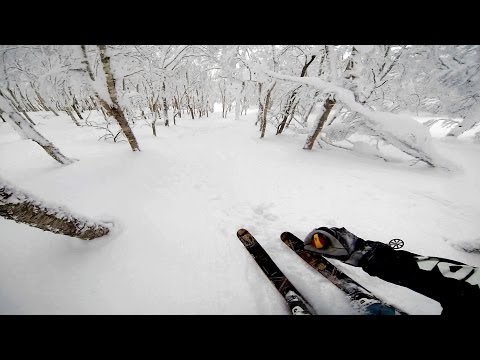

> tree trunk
[303,97,336,150]
[162,81,169,126]
[222,96,226,118]
[256,82,263,126]
[97,45,140,151]
[25,92,39,112]
[152,111,157,136]
[100,106,109,121]
[0,178,110,240]
[302,92,320,124]
[21,110,36,126]
[260,82,276,138]
[16,84,34,112]
[72,97,84,120]
[285,100,299,129]
[276,90,298,134]
[0,95,75,165]
[5,88,36,125]
[277,56,316,135]
[50,107,60,116]
[5,88,22,111]
[33,92,50,112]
[66,108,81,126]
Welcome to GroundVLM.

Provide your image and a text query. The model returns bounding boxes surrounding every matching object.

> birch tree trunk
[152,111,157,136]
[0,95,75,165]
[97,45,140,151]
[162,80,169,127]
[303,97,336,150]
[0,178,110,240]
[285,99,299,129]
[260,82,276,138]
[255,82,263,126]
[66,108,81,126]
[5,88,36,125]
[72,96,84,120]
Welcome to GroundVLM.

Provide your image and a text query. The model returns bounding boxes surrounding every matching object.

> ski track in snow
[0,109,479,315]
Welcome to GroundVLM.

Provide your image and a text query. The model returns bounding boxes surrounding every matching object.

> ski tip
[280,232,293,241]
[237,228,249,237]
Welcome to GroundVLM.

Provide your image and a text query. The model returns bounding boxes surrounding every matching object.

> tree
[97,45,141,151]
[79,45,141,151]
[260,54,447,168]
[0,94,75,165]
[0,177,111,240]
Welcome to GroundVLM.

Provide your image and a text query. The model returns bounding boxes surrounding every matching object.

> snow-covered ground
[1,108,479,314]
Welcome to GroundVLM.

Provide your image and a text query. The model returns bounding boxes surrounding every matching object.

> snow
[1,109,480,314]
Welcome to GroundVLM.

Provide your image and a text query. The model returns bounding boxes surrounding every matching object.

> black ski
[236,229,315,315]
[281,231,407,315]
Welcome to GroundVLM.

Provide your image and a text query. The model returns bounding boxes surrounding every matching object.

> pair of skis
[236,228,407,315]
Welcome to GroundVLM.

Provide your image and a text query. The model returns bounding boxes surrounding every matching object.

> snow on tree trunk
[0,95,75,165]
[303,97,336,150]
[97,45,140,152]
[0,177,111,240]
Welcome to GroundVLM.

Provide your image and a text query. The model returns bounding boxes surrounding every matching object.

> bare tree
[260,82,276,138]
[0,177,111,240]
[79,45,140,151]
[97,45,140,151]
[276,54,316,134]
[303,96,336,150]
[0,94,75,165]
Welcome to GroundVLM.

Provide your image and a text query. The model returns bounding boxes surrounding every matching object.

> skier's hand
[303,227,371,266]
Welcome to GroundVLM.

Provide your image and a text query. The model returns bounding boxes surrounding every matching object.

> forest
[0,45,479,314]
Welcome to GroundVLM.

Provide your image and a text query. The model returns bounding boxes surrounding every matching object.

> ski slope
[1,108,479,314]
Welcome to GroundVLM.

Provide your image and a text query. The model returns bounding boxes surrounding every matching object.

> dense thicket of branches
[1,45,478,167]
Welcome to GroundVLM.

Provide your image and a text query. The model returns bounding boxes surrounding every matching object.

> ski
[236,228,315,315]
[281,231,407,315]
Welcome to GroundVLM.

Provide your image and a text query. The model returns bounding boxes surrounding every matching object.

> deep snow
[0,108,479,314]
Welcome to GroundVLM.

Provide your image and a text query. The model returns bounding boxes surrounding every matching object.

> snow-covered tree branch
[259,66,449,168]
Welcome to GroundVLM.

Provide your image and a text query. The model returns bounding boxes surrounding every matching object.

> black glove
[303,227,376,266]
